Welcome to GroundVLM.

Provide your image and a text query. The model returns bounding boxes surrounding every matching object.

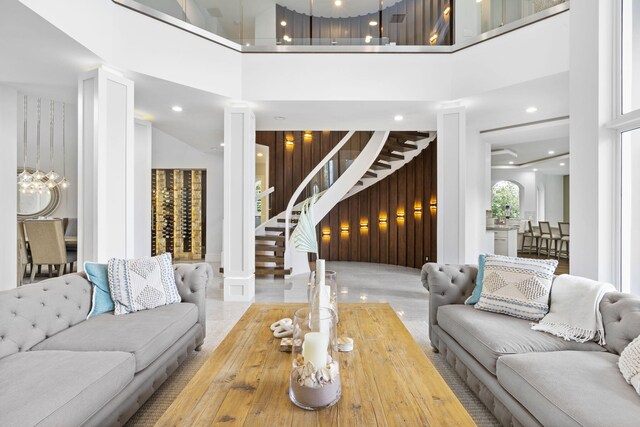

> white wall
[455,0,481,43]
[16,94,77,220]
[544,174,564,225]
[0,85,18,290]
[152,128,223,261]
[134,120,152,257]
[465,128,492,262]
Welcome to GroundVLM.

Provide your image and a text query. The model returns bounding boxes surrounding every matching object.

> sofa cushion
[475,255,558,321]
[600,292,640,355]
[0,350,134,427]
[497,351,640,427]
[33,302,198,372]
[0,274,92,360]
[108,253,181,315]
[85,262,114,318]
[437,305,605,375]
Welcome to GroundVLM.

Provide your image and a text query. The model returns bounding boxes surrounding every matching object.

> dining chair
[23,219,77,282]
[16,221,30,286]
[522,220,541,255]
[537,221,559,257]
[557,222,570,259]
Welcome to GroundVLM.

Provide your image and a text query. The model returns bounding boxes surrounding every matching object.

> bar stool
[538,221,560,257]
[522,220,541,255]
[557,222,570,259]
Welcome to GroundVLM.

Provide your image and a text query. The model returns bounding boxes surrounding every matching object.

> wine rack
[151,169,206,260]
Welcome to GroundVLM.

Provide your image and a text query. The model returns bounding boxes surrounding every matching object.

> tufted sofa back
[0,274,92,359]
[600,292,640,355]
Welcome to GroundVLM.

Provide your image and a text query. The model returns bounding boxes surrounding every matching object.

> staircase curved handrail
[284,131,356,246]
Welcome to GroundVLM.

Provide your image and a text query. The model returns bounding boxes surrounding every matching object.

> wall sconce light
[285,135,295,147]
[429,33,438,45]
[397,209,405,221]
[322,228,331,239]
[340,225,349,234]
[360,220,368,230]
[430,200,438,212]
[379,216,387,224]
[414,203,422,215]
[303,131,313,140]
[443,5,451,16]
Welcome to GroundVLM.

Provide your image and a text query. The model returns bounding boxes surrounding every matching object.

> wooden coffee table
[156,303,475,426]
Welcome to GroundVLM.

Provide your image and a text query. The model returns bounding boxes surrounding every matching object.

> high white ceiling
[0,0,571,168]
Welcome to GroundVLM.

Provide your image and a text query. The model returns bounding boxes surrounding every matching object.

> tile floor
[201,261,429,353]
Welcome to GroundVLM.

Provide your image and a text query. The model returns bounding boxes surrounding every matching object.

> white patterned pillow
[107,253,181,315]
[475,255,558,321]
[619,334,640,396]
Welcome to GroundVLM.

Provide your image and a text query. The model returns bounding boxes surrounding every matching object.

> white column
[223,105,255,301]
[78,67,135,265]
[569,1,615,282]
[0,85,18,290]
[134,120,152,258]
[437,106,466,264]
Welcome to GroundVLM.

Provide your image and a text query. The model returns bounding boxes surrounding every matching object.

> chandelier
[17,96,71,193]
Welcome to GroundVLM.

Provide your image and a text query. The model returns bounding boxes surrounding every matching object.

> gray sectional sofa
[422,263,640,427]
[0,263,212,427]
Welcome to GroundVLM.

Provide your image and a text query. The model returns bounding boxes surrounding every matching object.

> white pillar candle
[302,332,329,370]
[316,259,325,286]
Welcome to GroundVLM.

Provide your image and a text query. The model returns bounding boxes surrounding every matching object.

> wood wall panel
[256,131,438,269]
[318,143,438,269]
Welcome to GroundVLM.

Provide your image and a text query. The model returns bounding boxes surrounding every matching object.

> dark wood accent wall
[256,131,372,217]
[276,0,452,46]
[317,142,437,269]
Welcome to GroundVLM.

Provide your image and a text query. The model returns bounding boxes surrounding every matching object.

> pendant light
[17,95,32,190]
[30,98,47,195]
[57,103,71,190]
[45,100,59,188]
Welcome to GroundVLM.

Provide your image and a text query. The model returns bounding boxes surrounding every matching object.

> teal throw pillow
[465,254,486,305]
[85,262,115,318]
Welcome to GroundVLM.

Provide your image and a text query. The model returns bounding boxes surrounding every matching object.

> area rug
[126,317,498,426]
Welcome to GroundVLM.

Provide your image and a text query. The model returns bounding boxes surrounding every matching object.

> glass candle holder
[289,307,341,410]
[308,270,338,319]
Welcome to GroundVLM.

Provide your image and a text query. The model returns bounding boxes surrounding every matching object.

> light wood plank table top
[156,303,475,427]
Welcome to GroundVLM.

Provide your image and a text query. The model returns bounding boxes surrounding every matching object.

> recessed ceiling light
[369,20,378,26]
[533,168,538,172]
[220,142,225,147]
[283,35,291,42]
[257,153,263,157]
[476,0,482,2]
[526,106,538,113]
[548,150,555,155]
[334,0,342,5]
[280,20,287,27]
[274,116,286,121]
[560,162,566,166]
[509,161,514,165]
[394,115,404,121]
[171,106,183,112]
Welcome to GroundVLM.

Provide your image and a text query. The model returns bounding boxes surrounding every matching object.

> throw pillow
[475,254,558,321]
[465,254,486,305]
[619,334,640,396]
[107,253,181,315]
[85,262,114,318]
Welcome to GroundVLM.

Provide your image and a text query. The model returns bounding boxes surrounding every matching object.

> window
[622,0,640,113]
[492,181,520,219]
[621,127,640,293]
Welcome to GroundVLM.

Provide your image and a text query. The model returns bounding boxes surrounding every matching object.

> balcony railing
[113,0,569,53]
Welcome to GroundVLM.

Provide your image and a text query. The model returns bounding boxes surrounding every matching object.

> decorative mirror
[16,168,61,218]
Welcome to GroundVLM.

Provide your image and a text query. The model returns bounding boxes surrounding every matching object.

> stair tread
[364,170,377,178]
[256,235,286,241]
[370,161,392,170]
[255,244,285,252]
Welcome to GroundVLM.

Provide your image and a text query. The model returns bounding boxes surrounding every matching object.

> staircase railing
[284,131,355,245]
[284,130,390,275]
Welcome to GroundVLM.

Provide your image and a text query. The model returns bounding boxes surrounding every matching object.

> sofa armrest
[421,263,477,350]
[174,263,212,346]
